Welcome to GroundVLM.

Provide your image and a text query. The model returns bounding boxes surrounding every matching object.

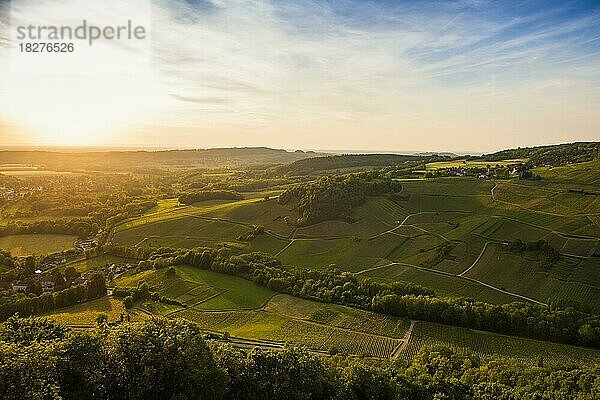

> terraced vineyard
[320,329,399,358]
[402,322,600,366]
[170,294,406,358]
[23,149,598,362]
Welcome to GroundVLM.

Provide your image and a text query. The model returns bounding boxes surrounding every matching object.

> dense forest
[278,172,403,225]
[178,190,243,205]
[481,141,599,165]
[1,316,598,400]
[275,154,438,176]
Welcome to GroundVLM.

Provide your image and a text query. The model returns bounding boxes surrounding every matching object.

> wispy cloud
[0,0,598,151]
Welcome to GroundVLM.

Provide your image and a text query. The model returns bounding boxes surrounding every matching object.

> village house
[40,276,55,292]
[76,240,97,251]
[11,282,28,292]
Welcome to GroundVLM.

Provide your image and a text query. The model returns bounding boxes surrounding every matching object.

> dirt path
[490,183,498,200]
[458,242,491,276]
[392,320,416,358]
[353,260,546,305]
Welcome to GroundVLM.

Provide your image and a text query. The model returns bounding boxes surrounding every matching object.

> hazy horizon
[1,140,597,156]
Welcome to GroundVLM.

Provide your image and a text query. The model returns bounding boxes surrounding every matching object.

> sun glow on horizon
[1,0,599,151]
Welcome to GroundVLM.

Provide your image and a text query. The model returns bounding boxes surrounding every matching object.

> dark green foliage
[0,316,599,400]
[103,319,226,400]
[0,315,68,345]
[507,239,560,263]
[278,172,403,225]
[212,345,337,400]
[178,190,243,205]
[123,296,134,309]
[276,154,432,176]
[371,293,600,348]
[141,247,600,348]
[481,142,600,166]
[0,275,107,321]
[0,218,97,238]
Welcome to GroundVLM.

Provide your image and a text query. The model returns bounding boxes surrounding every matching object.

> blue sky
[0,0,599,151]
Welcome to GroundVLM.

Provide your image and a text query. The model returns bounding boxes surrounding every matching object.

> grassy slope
[0,234,76,256]
[175,265,275,310]
[110,160,600,312]
[42,297,126,325]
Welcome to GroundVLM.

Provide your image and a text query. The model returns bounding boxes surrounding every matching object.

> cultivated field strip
[402,321,600,367]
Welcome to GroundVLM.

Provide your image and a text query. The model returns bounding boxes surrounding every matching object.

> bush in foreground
[0,316,599,400]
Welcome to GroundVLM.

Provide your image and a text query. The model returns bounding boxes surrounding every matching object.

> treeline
[507,239,560,263]
[0,218,97,238]
[135,249,433,308]
[372,294,599,347]
[1,317,599,400]
[0,273,106,321]
[178,190,243,205]
[0,198,156,239]
[134,247,600,348]
[481,142,600,166]
[276,154,432,175]
[278,172,403,225]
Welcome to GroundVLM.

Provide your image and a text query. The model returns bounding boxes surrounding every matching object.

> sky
[0,0,599,153]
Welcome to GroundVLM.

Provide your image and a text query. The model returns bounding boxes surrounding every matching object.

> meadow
[0,234,76,256]
[42,296,126,326]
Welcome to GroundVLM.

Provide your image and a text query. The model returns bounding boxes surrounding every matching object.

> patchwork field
[171,293,408,357]
[47,157,599,359]
[109,160,600,314]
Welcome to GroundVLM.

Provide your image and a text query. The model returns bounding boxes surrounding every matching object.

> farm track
[115,204,567,305]
[368,210,470,240]
[458,242,491,276]
[353,260,546,305]
[393,320,416,358]
[164,290,227,317]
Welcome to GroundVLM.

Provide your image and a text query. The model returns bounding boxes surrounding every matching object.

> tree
[63,266,80,285]
[95,313,108,325]
[103,319,227,400]
[123,296,134,309]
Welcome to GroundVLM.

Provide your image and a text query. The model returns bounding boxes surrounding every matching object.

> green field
[402,321,600,367]
[0,234,76,256]
[42,296,126,325]
[114,265,275,311]
[109,160,600,313]
[177,266,275,310]
[172,293,408,358]
[24,155,600,360]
